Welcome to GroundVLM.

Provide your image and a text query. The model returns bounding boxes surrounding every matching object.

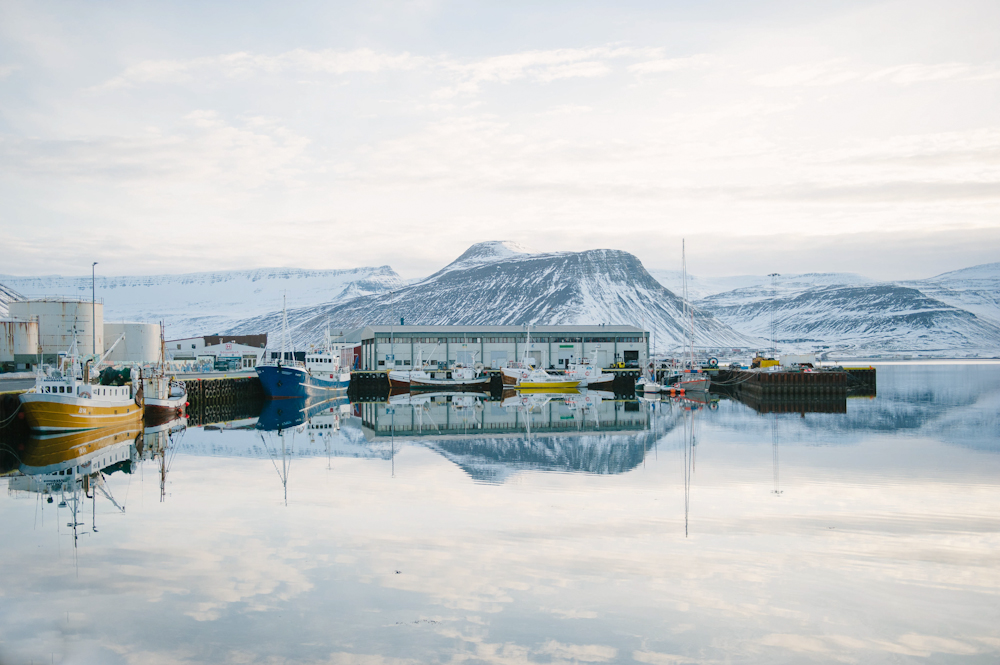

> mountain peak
[447,241,536,270]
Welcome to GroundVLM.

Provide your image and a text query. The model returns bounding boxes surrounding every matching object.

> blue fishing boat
[256,298,351,400]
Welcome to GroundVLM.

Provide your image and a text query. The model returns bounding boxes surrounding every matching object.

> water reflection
[7,418,187,550]
[2,365,1000,664]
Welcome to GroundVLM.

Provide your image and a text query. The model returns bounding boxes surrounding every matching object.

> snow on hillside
[698,280,1000,356]
[904,262,1000,327]
[648,270,873,300]
[0,267,403,338]
[439,240,535,273]
[227,243,761,351]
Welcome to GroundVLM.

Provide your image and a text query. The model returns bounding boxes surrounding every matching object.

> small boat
[666,368,711,392]
[406,362,490,390]
[635,377,662,394]
[517,368,581,390]
[563,360,615,390]
[144,325,187,422]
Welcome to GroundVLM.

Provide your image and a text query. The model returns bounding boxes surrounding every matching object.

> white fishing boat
[409,363,491,390]
[563,360,614,390]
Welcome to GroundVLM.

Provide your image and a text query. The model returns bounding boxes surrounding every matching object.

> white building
[166,334,268,369]
[357,325,649,371]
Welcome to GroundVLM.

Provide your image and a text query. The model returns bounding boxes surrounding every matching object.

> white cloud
[0,63,20,78]
[97,48,427,89]
[627,54,713,75]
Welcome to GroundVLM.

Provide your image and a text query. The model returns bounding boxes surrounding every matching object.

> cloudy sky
[1,0,998,279]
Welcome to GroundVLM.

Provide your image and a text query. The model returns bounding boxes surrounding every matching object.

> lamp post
[92,262,98,357]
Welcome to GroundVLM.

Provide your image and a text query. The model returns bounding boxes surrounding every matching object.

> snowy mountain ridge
[0,266,403,338]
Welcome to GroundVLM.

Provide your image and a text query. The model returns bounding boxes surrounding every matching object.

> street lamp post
[92,262,98,357]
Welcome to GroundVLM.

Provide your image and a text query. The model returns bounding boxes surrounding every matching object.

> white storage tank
[8,299,103,357]
[0,318,40,362]
[104,322,161,363]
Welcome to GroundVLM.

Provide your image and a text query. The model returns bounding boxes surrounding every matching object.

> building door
[528,350,542,368]
[490,351,508,368]
[624,350,639,365]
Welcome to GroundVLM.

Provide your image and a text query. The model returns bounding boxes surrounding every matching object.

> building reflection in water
[356,390,687,483]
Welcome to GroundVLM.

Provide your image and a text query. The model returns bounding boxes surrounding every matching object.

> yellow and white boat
[516,368,581,390]
[18,335,143,432]
[20,374,143,432]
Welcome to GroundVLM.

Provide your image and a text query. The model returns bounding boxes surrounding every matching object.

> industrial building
[356,325,649,371]
[167,334,268,369]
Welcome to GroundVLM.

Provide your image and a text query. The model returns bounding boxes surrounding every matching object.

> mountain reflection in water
[1,364,999,665]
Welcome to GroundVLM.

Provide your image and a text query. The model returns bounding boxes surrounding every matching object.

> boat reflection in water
[255,395,352,503]
[8,417,188,546]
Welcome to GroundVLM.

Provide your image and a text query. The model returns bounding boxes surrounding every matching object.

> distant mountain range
[0,267,402,338]
[1,245,997,357]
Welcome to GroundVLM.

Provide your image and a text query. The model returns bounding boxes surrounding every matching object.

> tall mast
[682,239,695,367]
[281,293,290,363]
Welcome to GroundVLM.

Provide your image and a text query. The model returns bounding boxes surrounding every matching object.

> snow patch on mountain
[649,270,874,300]
[432,240,536,275]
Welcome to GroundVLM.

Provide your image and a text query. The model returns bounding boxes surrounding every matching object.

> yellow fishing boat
[517,381,581,391]
[18,335,143,432]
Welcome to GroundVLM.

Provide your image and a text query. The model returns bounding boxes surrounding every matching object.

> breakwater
[181,377,264,427]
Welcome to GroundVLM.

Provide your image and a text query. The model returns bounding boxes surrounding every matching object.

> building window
[191,344,196,349]
[177,344,181,349]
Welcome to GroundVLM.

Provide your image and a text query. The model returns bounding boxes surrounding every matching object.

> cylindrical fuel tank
[103,322,161,363]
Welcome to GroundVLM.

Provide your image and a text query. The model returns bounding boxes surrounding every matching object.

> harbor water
[1,363,999,664]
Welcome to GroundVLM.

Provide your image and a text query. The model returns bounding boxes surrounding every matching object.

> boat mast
[683,239,695,368]
[281,294,290,364]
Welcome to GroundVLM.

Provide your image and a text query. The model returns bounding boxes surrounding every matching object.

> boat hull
[410,376,491,390]
[144,393,187,423]
[257,365,349,399]
[674,377,710,392]
[19,393,143,432]
[519,380,581,390]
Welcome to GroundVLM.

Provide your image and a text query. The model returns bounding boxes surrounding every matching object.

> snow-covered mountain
[691,267,1000,356]
[0,267,403,338]
[904,262,1000,328]
[647,270,874,300]
[226,241,760,350]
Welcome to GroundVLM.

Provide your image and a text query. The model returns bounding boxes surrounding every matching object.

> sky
[1,0,998,280]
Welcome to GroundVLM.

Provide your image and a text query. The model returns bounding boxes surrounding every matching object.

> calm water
[2,364,999,664]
